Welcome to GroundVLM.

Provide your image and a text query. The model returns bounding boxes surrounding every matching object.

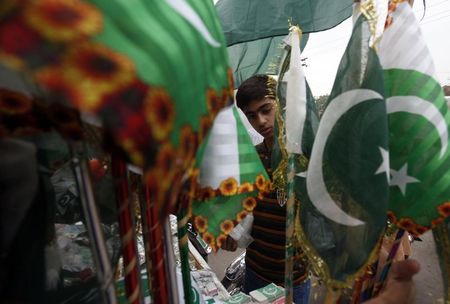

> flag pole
[142,182,170,304]
[111,153,143,304]
[372,229,405,296]
[163,214,180,303]
[284,155,296,303]
[136,180,153,300]
[282,24,305,304]
[71,143,117,304]
[177,185,194,303]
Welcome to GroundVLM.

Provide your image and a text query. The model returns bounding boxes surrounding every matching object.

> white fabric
[199,106,240,188]
[165,0,220,47]
[284,28,307,154]
[236,106,264,145]
[379,2,436,78]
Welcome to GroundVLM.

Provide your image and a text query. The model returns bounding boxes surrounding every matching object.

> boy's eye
[260,105,273,115]
[247,113,256,120]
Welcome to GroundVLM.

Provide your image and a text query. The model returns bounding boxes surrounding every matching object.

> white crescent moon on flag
[307,89,383,226]
[387,96,448,158]
[165,0,221,47]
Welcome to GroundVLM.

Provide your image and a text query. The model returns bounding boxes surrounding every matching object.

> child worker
[221,74,311,304]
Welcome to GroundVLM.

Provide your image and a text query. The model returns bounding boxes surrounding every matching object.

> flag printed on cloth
[270,27,317,301]
[298,13,389,286]
[227,34,309,88]
[271,32,319,191]
[0,0,232,218]
[216,0,353,46]
[191,105,269,252]
[379,0,450,235]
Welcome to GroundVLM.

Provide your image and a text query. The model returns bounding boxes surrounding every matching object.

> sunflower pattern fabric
[0,0,233,218]
[0,86,83,139]
[191,105,269,251]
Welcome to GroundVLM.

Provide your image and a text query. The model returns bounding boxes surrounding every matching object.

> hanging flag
[378,0,450,235]
[227,35,309,88]
[297,9,389,287]
[268,26,314,302]
[216,0,352,46]
[271,33,319,193]
[0,0,232,218]
[191,105,269,252]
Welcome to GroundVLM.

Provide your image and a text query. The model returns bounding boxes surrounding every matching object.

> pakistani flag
[379,0,450,235]
[227,35,309,88]
[216,0,353,46]
[271,31,319,192]
[192,105,269,252]
[298,13,389,286]
[0,0,232,218]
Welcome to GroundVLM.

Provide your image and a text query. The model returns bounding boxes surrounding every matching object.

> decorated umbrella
[0,0,233,218]
[0,0,233,302]
[191,105,269,252]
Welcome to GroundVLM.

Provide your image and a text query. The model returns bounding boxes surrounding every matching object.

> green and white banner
[379,1,450,234]
[192,105,268,251]
[297,13,389,286]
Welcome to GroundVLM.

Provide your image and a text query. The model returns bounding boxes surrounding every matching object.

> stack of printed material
[249,283,285,303]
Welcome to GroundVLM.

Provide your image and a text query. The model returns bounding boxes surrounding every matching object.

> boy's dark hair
[236,74,277,109]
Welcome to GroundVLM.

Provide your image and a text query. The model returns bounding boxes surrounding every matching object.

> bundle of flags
[275,0,450,297]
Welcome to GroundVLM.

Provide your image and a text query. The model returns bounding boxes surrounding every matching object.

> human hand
[364,259,420,304]
[221,235,238,251]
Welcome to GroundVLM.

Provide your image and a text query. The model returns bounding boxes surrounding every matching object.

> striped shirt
[245,142,308,285]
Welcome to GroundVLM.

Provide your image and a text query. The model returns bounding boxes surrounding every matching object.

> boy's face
[242,98,276,140]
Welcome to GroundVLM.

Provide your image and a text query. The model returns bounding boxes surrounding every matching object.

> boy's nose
[256,113,267,126]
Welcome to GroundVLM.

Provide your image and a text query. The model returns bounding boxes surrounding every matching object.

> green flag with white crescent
[379,0,450,234]
[192,105,269,252]
[297,13,389,286]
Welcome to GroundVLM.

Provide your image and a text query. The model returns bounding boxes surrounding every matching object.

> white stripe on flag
[379,2,436,78]
[285,28,307,154]
[199,106,240,188]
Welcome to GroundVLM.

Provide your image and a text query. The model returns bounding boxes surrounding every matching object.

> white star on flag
[375,147,390,182]
[389,163,420,195]
[296,171,307,178]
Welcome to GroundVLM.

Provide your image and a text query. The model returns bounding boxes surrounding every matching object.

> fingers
[389,259,420,281]
[363,260,420,304]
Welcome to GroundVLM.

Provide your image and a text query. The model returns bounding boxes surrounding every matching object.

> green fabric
[192,106,268,250]
[228,34,309,88]
[216,0,352,46]
[384,68,450,229]
[0,0,232,220]
[233,106,268,182]
[91,0,230,145]
[298,16,388,285]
